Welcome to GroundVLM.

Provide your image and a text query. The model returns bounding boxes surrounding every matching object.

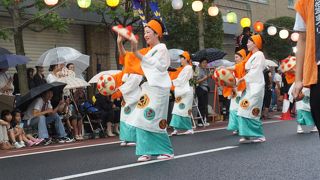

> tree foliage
[0,0,70,42]
[160,0,223,53]
[262,16,296,61]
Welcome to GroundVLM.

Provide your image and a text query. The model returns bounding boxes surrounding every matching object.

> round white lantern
[172,0,183,10]
[267,26,277,36]
[208,5,219,16]
[44,0,58,6]
[279,29,289,39]
[290,32,299,42]
[192,1,203,12]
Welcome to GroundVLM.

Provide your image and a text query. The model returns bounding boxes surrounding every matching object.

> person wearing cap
[284,57,318,134]
[223,49,247,135]
[236,34,266,143]
[292,0,320,136]
[169,51,194,135]
[127,19,174,162]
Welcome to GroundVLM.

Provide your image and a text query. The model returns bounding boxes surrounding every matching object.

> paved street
[0,120,319,180]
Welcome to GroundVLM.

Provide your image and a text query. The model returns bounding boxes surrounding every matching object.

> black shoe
[43,138,52,146]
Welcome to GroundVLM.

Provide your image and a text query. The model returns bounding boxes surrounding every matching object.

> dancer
[129,19,174,162]
[225,49,247,135]
[236,34,266,143]
[283,57,318,133]
[169,51,194,135]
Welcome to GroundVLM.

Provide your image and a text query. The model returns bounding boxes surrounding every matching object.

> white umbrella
[207,59,235,68]
[265,59,278,67]
[169,49,184,63]
[58,76,90,90]
[88,70,121,84]
[37,47,89,68]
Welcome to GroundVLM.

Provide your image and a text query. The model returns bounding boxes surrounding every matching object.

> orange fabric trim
[234,52,253,92]
[222,87,233,98]
[285,72,295,84]
[295,0,318,86]
[121,47,151,75]
[169,66,184,91]
[237,49,247,58]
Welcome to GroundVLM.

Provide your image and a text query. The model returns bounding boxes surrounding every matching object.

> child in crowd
[1,110,24,148]
[0,112,13,150]
[11,110,44,146]
[64,97,84,141]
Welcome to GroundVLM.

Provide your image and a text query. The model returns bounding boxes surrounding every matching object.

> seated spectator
[0,112,13,150]
[23,90,73,145]
[63,96,84,141]
[95,93,116,137]
[0,68,14,95]
[33,66,46,87]
[11,110,43,146]
[1,110,24,148]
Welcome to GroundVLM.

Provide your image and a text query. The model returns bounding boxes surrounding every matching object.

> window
[288,0,296,8]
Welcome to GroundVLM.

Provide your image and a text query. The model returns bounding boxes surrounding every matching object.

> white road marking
[0,120,282,160]
[50,146,238,180]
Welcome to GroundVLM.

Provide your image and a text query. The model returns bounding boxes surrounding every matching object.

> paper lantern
[77,0,91,8]
[226,11,237,24]
[240,17,251,28]
[291,32,299,42]
[97,74,116,96]
[106,0,120,7]
[208,5,219,16]
[267,26,277,36]
[213,68,236,87]
[279,29,289,39]
[172,0,183,10]
[192,1,203,12]
[44,0,58,6]
[253,21,264,33]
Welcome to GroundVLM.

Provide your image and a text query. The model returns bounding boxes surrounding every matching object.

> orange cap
[251,34,263,50]
[147,20,163,38]
[236,49,247,59]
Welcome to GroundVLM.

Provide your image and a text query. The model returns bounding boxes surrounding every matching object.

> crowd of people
[0,0,319,164]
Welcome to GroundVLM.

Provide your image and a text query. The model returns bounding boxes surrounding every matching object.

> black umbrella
[16,82,66,112]
[191,48,227,63]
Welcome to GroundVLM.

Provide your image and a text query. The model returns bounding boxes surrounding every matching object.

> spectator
[196,58,210,126]
[11,110,43,147]
[235,27,251,53]
[0,111,13,150]
[27,68,35,89]
[272,69,282,111]
[263,66,273,119]
[67,89,85,140]
[47,64,64,108]
[33,66,46,87]
[1,110,24,148]
[95,93,116,137]
[0,68,14,95]
[23,90,73,145]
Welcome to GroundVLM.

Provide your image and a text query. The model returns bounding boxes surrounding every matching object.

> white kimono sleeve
[243,52,265,83]
[173,65,193,87]
[141,45,170,72]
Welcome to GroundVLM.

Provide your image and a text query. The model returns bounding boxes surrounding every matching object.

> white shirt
[294,12,320,65]
[46,73,59,83]
[273,73,283,87]
[23,97,52,121]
